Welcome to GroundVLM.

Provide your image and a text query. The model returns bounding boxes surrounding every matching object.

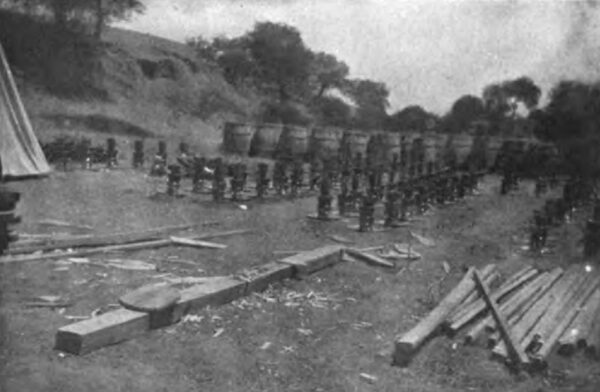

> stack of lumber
[394,263,600,371]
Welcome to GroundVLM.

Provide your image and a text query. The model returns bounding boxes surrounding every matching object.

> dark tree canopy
[387,105,437,133]
[345,78,389,130]
[483,76,541,119]
[533,80,600,179]
[247,22,313,101]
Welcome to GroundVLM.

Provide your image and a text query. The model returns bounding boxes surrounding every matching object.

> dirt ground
[1,168,600,392]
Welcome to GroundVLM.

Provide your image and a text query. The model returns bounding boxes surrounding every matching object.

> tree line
[1,3,598,177]
[0,0,144,39]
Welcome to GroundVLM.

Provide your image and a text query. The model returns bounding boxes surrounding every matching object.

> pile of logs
[393,263,600,372]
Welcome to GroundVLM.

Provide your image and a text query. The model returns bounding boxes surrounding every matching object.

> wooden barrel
[250,123,283,158]
[278,125,311,158]
[223,122,254,155]
[453,133,473,166]
[342,131,370,159]
[382,132,401,165]
[310,127,342,161]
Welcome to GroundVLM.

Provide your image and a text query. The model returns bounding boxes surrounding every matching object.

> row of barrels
[223,122,505,168]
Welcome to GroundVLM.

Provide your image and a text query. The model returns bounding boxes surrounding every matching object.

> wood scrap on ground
[9,223,213,255]
[0,229,250,264]
[344,248,395,268]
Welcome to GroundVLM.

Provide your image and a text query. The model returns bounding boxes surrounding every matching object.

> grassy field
[1,166,599,392]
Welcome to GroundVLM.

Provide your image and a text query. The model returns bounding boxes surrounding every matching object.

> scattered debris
[64,315,90,321]
[213,328,225,337]
[24,301,72,308]
[170,236,227,249]
[329,234,354,244]
[442,261,451,274]
[105,259,156,271]
[409,231,435,247]
[181,314,204,324]
[359,373,378,383]
[260,342,272,350]
[36,219,94,231]
[297,328,313,336]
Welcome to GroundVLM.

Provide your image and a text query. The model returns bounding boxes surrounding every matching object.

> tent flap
[0,42,50,179]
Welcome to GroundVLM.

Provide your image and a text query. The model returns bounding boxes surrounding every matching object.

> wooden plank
[344,248,395,268]
[558,288,600,354]
[585,305,600,358]
[166,277,248,325]
[236,261,295,294]
[119,283,181,312]
[1,229,250,264]
[10,223,201,255]
[447,267,538,334]
[474,274,550,343]
[448,268,504,320]
[445,271,500,325]
[55,308,149,355]
[531,274,600,368]
[473,270,530,367]
[519,270,589,352]
[465,268,563,344]
[170,236,227,249]
[278,245,344,275]
[392,264,495,366]
[493,269,584,359]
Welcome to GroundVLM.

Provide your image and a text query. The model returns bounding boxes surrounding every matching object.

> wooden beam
[392,264,495,366]
[1,229,250,264]
[278,245,344,275]
[558,288,600,355]
[344,248,395,268]
[493,268,585,359]
[55,308,149,355]
[9,223,203,255]
[465,268,562,344]
[531,274,600,368]
[473,270,530,368]
[169,237,227,249]
[448,267,505,320]
[236,261,295,294]
[447,267,538,334]
[585,306,600,358]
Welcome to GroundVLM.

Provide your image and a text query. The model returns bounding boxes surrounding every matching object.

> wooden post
[473,270,530,368]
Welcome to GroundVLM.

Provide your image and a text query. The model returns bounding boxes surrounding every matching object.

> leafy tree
[309,52,349,98]
[386,105,437,133]
[483,76,541,119]
[310,95,352,127]
[1,0,144,37]
[534,80,600,179]
[345,78,389,130]
[247,22,313,102]
[92,0,145,39]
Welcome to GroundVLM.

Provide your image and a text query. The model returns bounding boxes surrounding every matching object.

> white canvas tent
[0,42,50,179]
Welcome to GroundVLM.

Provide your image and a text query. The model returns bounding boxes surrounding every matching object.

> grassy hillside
[0,11,259,157]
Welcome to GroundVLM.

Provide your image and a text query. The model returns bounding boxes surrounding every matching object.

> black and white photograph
[1,0,600,391]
